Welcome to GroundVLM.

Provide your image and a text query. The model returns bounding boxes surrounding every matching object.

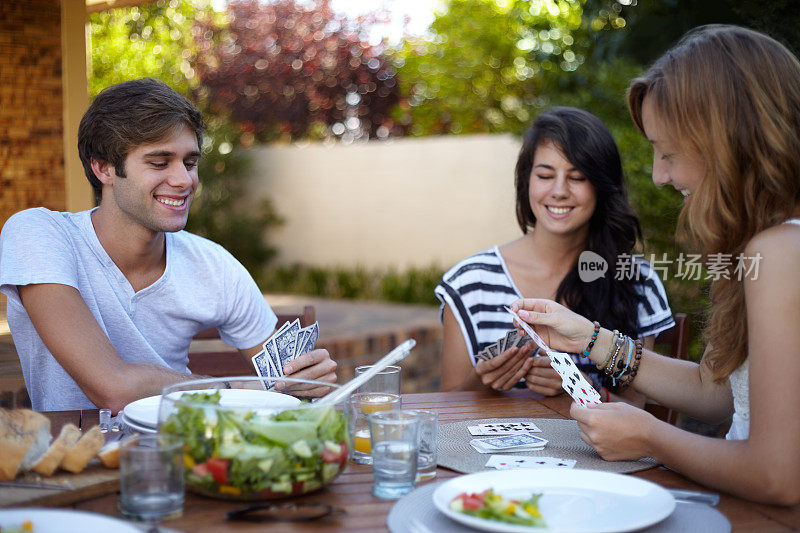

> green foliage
[258,264,444,306]
[88,1,215,97]
[388,0,709,358]
[88,1,282,273]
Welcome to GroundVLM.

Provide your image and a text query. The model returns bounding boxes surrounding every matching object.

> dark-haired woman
[435,107,674,402]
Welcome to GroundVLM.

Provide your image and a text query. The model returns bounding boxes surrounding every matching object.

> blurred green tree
[390,0,708,357]
[88,1,282,275]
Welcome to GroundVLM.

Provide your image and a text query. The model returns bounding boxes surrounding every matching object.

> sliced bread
[0,408,51,480]
[97,439,121,469]
[60,425,104,473]
[31,423,81,475]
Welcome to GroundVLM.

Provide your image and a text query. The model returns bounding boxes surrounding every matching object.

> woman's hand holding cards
[475,344,535,391]
[510,298,596,355]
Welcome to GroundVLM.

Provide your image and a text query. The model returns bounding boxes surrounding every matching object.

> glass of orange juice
[349,392,401,464]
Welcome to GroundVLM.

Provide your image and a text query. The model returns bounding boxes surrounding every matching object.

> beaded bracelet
[581,321,601,358]
[596,330,620,370]
[618,339,643,390]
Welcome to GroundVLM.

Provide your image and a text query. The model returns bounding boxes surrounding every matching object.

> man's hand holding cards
[251,319,336,396]
[503,306,601,406]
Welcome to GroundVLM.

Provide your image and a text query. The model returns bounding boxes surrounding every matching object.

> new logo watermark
[578,251,608,282]
[577,251,763,282]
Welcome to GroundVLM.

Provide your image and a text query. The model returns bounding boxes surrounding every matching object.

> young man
[0,78,336,412]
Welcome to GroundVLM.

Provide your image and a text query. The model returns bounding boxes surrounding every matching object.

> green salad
[159,391,349,499]
[450,488,546,527]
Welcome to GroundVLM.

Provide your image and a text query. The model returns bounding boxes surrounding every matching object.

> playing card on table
[485,455,576,470]
[471,433,548,451]
[468,422,542,436]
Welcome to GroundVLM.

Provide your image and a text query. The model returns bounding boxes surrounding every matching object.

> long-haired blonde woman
[511,25,800,505]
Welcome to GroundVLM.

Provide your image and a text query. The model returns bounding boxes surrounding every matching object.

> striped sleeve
[633,259,675,338]
[434,249,520,361]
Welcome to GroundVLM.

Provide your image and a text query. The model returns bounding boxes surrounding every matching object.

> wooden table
[43,390,800,532]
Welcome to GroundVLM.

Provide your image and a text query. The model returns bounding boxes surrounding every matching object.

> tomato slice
[321,442,348,467]
[191,463,210,478]
[462,496,485,511]
[206,458,231,485]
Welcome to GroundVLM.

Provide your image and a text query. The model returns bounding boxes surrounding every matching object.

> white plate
[0,508,141,533]
[119,412,157,434]
[124,388,302,428]
[432,469,675,533]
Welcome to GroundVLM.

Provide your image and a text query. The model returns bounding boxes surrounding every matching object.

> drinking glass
[349,392,401,464]
[354,365,401,394]
[368,410,421,499]
[119,433,184,529]
[409,410,438,482]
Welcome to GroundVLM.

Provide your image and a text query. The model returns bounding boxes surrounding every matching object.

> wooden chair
[187,305,316,377]
[644,313,688,425]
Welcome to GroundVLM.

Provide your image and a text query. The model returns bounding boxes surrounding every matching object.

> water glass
[349,392,401,464]
[355,364,401,394]
[409,410,438,482]
[368,410,421,499]
[119,434,184,525]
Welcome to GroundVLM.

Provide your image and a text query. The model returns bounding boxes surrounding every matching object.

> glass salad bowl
[157,377,349,501]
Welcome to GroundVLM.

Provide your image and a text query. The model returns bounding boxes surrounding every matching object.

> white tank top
[726,217,800,440]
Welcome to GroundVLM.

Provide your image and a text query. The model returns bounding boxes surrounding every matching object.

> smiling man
[0,78,337,412]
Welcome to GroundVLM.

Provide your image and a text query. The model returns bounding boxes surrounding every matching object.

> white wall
[248,133,524,269]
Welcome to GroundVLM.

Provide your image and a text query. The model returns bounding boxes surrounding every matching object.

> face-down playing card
[471,433,548,452]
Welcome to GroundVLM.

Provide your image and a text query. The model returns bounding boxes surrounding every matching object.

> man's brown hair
[78,77,205,203]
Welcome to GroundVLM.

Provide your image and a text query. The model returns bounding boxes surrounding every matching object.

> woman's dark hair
[514,107,642,340]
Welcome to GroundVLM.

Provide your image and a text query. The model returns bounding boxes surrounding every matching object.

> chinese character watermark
[578,251,763,282]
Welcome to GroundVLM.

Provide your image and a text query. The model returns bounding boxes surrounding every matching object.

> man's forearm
[98,361,198,414]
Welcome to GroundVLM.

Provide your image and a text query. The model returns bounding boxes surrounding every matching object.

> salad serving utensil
[315,339,417,407]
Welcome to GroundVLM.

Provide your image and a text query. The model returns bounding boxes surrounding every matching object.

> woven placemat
[438,418,657,474]
[387,481,731,533]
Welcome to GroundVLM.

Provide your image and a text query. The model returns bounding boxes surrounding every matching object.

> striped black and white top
[435,246,675,389]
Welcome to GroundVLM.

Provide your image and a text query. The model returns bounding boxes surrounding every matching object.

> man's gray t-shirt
[0,208,277,411]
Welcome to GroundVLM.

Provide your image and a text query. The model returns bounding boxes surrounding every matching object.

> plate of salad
[432,469,675,532]
[158,381,349,501]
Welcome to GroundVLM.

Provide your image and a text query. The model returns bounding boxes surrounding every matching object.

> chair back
[644,313,688,425]
[187,305,316,377]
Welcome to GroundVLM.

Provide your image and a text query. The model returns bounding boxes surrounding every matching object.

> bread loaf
[0,408,51,480]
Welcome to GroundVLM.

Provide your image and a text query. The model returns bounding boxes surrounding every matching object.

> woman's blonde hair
[628,25,800,381]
